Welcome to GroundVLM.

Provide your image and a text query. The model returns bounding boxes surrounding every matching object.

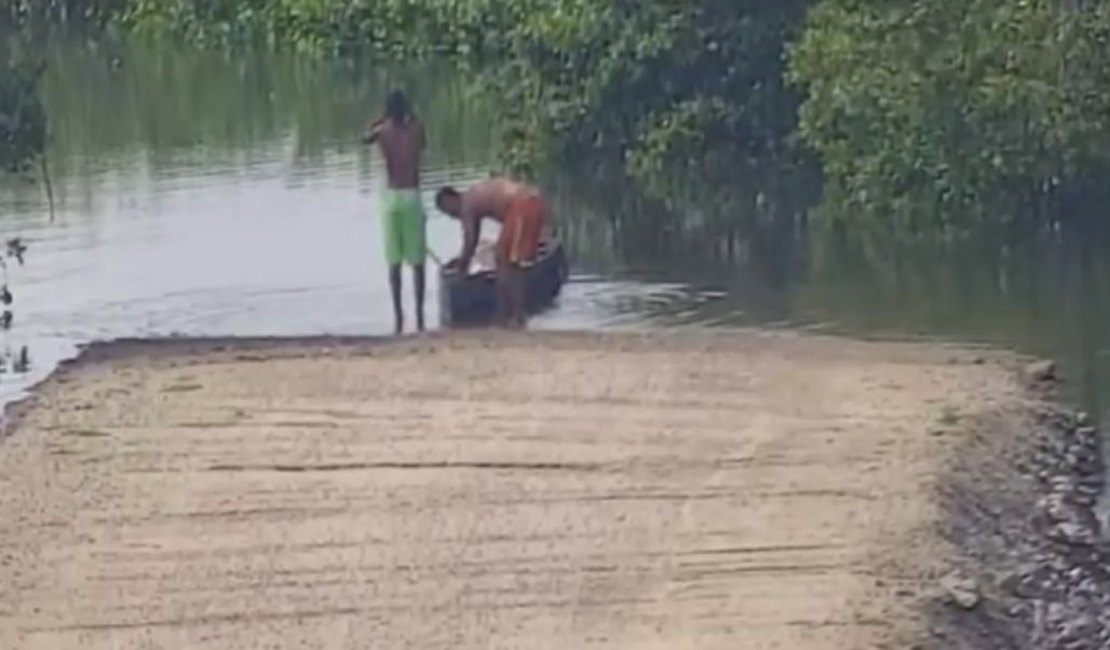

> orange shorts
[497,194,548,267]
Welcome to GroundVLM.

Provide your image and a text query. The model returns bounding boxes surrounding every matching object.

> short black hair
[435,186,461,206]
[385,89,411,123]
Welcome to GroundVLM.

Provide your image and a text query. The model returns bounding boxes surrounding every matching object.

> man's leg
[413,263,425,332]
[507,197,546,329]
[509,265,527,329]
[382,193,404,334]
[399,193,427,332]
[389,264,403,334]
[494,260,512,327]
[494,216,516,328]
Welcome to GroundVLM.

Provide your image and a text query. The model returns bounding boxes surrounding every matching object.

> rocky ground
[926,362,1110,649]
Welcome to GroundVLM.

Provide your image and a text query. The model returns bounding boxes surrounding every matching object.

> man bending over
[435,178,551,328]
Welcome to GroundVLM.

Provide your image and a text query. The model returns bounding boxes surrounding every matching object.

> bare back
[453,177,554,272]
[460,178,540,222]
[375,119,425,190]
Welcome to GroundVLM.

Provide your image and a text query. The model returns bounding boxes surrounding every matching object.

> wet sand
[0,331,1037,649]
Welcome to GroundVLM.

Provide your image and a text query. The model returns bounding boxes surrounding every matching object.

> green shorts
[381,188,427,266]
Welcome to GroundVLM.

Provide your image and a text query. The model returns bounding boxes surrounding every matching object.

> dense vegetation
[117,0,818,244]
[2,0,124,27]
[0,35,47,176]
[9,0,1110,245]
[0,30,44,342]
[790,0,1110,241]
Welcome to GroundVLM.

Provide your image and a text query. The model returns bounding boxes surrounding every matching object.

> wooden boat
[438,239,569,327]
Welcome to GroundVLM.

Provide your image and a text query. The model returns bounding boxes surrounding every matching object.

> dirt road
[0,331,1030,649]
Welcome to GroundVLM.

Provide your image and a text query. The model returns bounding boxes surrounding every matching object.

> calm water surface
[2,36,1110,443]
[0,38,727,405]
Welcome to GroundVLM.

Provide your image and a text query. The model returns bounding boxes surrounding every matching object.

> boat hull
[438,241,569,327]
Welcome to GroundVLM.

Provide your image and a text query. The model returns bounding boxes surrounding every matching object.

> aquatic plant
[0,238,26,331]
[0,42,42,360]
[0,54,46,175]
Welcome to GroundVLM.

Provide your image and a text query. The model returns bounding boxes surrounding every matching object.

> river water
[2,36,1110,429]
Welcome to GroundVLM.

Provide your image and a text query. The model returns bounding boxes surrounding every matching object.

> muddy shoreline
[0,331,1106,648]
[1,335,391,437]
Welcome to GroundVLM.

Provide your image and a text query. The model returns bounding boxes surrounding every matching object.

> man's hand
[361,117,385,144]
[444,257,472,276]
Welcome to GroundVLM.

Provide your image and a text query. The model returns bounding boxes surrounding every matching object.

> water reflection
[1,33,1109,432]
[0,36,717,405]
[550,152,1110,421]
[0,345,32,375]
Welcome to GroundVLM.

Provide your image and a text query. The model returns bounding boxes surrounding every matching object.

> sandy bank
[0,330,1055,649]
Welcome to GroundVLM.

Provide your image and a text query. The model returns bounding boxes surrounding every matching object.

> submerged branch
[39,153,54,222]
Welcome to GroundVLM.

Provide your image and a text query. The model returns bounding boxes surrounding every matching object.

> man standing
[362,90,427,334]
[435,178,552,328]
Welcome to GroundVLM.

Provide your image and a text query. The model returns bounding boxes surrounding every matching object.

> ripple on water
[0,43,742,410]
[0,147,725,408]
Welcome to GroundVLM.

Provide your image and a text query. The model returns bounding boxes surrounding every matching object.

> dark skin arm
[448,203,482,275]
[363,114,424,145]
[361,117,385,144]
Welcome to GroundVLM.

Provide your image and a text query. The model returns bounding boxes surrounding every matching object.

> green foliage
[480,2,812,191]
[437,0,821,241]
[789,0,1110,238]
[110,0,1110,241]
[34,36,493,171]
[0,47,47,174]
[117,1,817,232]
[2,0,126,26]
[120,0,459,56]
[1,0,118,180]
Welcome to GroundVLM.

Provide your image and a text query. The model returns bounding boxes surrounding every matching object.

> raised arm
[361,116,385,144]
